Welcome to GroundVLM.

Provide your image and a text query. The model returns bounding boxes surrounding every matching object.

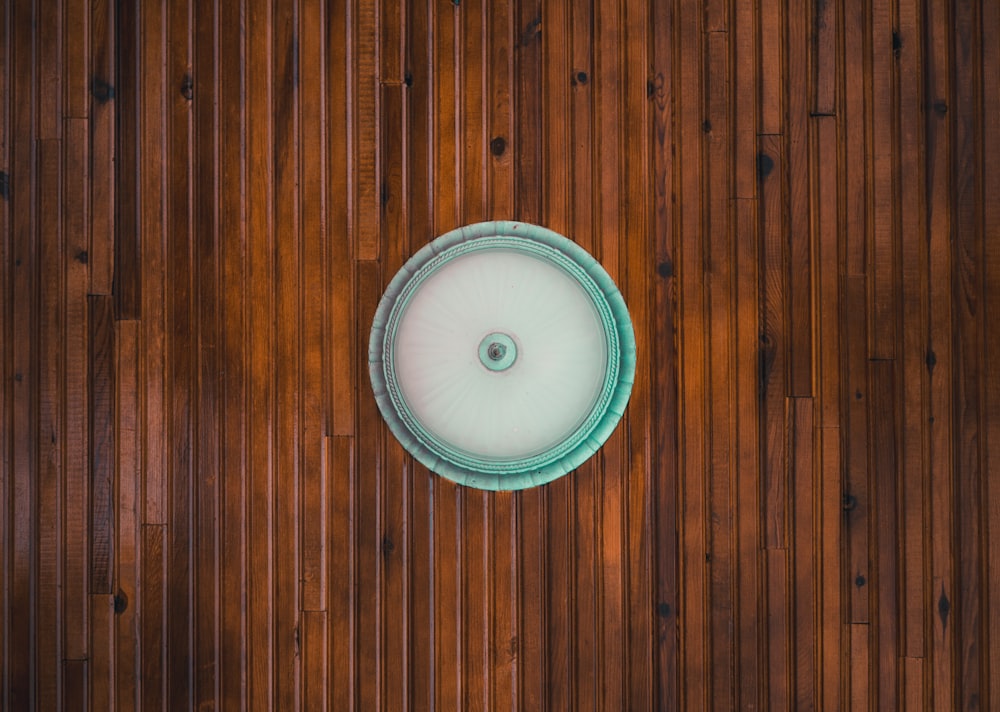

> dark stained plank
[112,0,139,308]
[848,623,871,710]
[868,0,897,359]
[841,276,869,623]
[902,656,924,711]
[650,0,680,706]
[192,2,220,707]
[818,427,843,710]
[812,0,836,114]
[981,0,1000,699]
[517,487,546,711]
[141,524,167,710]
[115,319,140,711]
[789,398,817,709]
[600,430,627,711]
[138,0,167,526]
[758,133,787,549]
[705,28,735,712]
[89,293,115,593]
[487,0,514,223]
[64,0,88,118]
[272,3,301,708]
[896,0,927,661]
[766,548,790,710]
[164,0,195,703]
[463,490,490,712]
[408,465,435,711]
[63,119,90,663]
[785,0,812,395]
[924,0,954,703]
[216,2,247,707]
[677,0,708,703]
[733,0,756,199]
[734,198,763,711]
[435,481,463,711]
[0,3,8,700]
[379,0,403,83]
[329,0,354,436]
[353,0,379,259]
[843,0,866,275]
[63,659,88,712]
[329,436,356,711]
[514,0,542,226]
[545,477,573,712]
[37,0,61,139]
[951,0,984,706]
[245,0,275,706]
[491,490,518,711]
[7,9,36,705]
[37,138,62,712]
[89,594,114,712]
[758,0,782,133]
[869,360,900,711]
[355,259,383,711]
[302,610,329,711]
[812,116,840,428]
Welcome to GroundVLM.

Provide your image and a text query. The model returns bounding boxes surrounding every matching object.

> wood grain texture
[3,0,999,709]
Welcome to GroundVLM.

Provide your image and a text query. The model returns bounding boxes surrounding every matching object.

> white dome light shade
[369,221,635,490]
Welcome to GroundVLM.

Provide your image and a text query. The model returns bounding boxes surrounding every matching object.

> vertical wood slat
[272,3,301,708]
[868,0,897,359]
[37,137,63,712]
[981,0,1000,700]
[790,398,817,709]
[870,360,900,710]
[896,0,927,664]
[951,0,984,707]
[925,0,955,704]
[677,0,708,704]
[758,133,786,549]
[63,118,90,664]
[89,0,115,295]
[89,294,114,594]
[706,28,734,712]
[115,319,140,712]
[0,0,10,699]
[8,5,37,708]
[842,276,870,624]
[785,0,812,396]
[650,0,680,707]
[329,0,354,436]
[352,0,379,259]
[245,0,274,707]
[192,3,219,708]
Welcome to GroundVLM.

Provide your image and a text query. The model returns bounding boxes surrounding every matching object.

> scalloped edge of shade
[368,220,636,491]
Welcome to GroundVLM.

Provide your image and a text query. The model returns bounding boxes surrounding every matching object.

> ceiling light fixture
[369,221,635,490]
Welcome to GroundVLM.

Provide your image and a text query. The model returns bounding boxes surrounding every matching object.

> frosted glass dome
[369,221,635,490]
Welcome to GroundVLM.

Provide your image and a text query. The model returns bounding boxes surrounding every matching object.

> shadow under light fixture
[369,221,635,490]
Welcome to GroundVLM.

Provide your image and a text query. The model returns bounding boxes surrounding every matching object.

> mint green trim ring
[368,221,636,491]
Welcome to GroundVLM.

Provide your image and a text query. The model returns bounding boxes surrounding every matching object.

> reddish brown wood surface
[2,0,999,709]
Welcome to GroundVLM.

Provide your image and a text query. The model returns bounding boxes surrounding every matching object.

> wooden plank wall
[1,0,998,709]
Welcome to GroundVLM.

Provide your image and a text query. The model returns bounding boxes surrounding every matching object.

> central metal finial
[478,332,517,371]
